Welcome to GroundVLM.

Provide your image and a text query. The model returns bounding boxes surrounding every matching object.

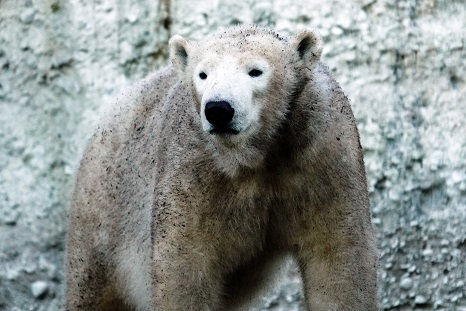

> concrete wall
[0,0,464,310]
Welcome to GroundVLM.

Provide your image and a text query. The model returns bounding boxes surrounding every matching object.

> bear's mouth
[209,127,240,135]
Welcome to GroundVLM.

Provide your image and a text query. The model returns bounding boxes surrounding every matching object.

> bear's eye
[199,72,207,80]
[248,69,263,77]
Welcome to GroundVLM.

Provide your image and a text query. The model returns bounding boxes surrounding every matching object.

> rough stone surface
[0,0,464,310]
[30,281,48,299]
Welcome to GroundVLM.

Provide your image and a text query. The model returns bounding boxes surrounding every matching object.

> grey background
[0,0,465,310]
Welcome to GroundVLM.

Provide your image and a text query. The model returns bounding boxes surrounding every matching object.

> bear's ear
[169,35,191,73]
[290,28,323,70]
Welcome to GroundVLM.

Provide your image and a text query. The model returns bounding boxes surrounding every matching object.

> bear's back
[70,66,181,241]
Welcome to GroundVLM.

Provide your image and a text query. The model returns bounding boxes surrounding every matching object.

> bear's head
[169,26,322,176]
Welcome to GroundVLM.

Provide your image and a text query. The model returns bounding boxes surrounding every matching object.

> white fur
[117,241,152,311]
[194,55,271,137]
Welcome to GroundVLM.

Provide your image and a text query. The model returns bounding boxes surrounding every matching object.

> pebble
[456,280,465,288]
[400,277,413,290]
[421,248,433,257]
[414,295,428,305]
[31,281,48,299]
[20,8,35,24]
[1,208,19,225]
[331,26,344,36]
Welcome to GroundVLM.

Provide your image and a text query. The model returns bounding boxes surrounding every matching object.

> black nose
[204,101,235,127]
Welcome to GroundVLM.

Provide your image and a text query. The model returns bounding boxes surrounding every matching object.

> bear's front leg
[152,231,223,311]
[294,202,379,311]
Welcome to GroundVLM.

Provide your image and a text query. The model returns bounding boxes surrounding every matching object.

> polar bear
[65,26,378,311]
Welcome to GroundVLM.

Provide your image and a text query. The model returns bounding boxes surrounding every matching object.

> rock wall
[0,0,464,310]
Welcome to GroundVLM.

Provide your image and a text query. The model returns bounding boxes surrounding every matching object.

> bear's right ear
[169,35,191,73]
[290,28,323,71]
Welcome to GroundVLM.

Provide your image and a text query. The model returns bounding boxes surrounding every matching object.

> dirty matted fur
[65,25,379,311]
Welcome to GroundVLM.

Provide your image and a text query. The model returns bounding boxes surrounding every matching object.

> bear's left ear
[169,35,192,73]
[290,28,323,70]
